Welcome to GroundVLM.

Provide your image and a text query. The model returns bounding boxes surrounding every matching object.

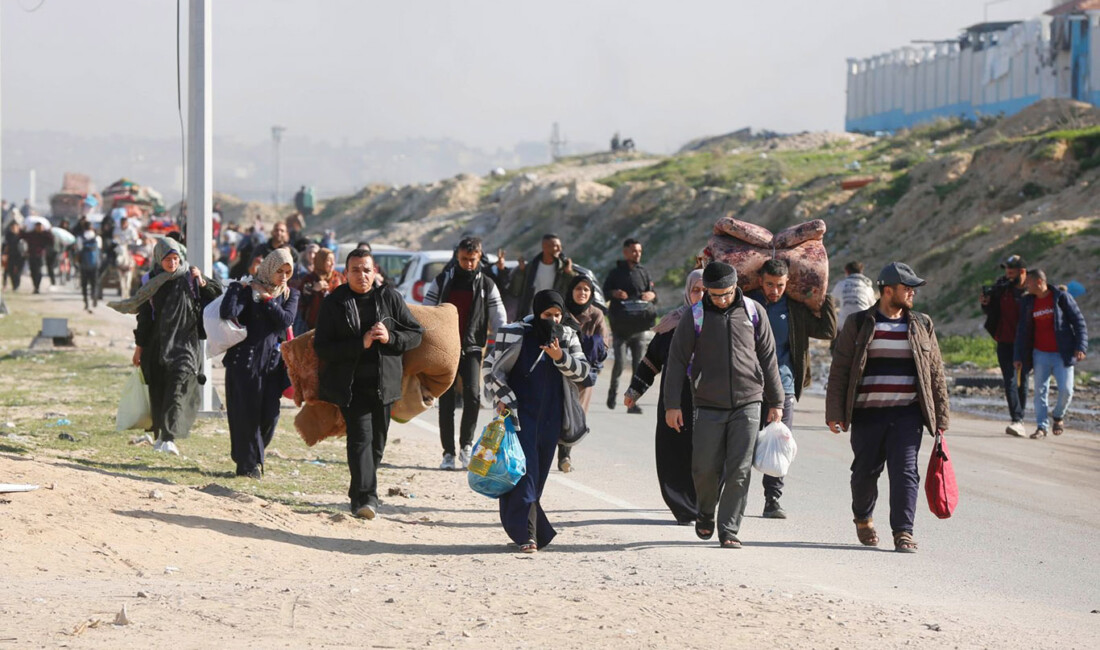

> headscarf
[313,248,335,281]
[531,289,567,343]
[653,269,704,334]
[108,237,187,314]
[252,248,294,299]
[565,275,594,317]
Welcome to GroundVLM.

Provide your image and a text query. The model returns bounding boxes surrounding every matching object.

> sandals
[695,518,715,541]
[893,531,918,553]
[854,518,879,547]
[519,540,538,554]
[1030,428,1048,439]
[719,536,742,549]
[1052,419,1064,436]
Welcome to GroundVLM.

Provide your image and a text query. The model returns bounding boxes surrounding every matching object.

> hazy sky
[2,0,1060,154]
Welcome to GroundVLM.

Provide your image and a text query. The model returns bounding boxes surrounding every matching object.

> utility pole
[272,125,286,206]
[0,1,7,316]
[186,0,217,414]
[549,122,567,161]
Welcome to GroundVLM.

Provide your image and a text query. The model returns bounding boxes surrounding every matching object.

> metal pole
[187,0,217,413]
[0,2,7,316]
[271,125,286,206]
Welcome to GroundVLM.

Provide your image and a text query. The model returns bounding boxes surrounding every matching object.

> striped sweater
[855,311,918,409]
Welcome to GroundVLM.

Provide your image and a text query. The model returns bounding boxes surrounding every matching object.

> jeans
[1032,350,1074,432]
[996,342,1027,422]
[439,350,482,456]
[850,404,924,534]
[607,332,646,397]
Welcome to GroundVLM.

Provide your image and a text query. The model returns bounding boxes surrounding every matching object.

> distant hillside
[314,100,1100,369]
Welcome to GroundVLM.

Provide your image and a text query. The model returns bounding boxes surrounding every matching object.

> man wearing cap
[981,255,1029,437]
[663,261,784,549]
[826,262,950,554]
[1013,269,1088,438]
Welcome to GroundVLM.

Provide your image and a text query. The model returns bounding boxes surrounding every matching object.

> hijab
[313,248,336,281]
[652,269,704,334]
[251,248,294,299]
[565,275,593,317]
[531,289,567,344]
[108,237,187,314]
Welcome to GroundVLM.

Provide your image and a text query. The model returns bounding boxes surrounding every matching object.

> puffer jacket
[826,306,950,433]
[1013,285,1088,370]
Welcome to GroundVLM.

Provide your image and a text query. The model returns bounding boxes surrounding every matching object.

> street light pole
[272,125,286,206]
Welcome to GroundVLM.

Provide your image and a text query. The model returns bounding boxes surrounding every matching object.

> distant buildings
[845,1,1100,133]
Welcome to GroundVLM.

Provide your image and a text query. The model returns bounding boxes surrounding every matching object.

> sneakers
[353,503,376,520]
[153,440,180,456]
[1005,421,1026,437]
[763,498,787,519]
[440,453,456,470]
[458,445,473,469]
[152,440,164,452]
[1029,428,1048,440]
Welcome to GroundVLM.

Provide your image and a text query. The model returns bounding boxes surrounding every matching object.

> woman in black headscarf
[623,269,704,524]
[557,274,611,472]
[110,238,222,455]
[483,290,592,552]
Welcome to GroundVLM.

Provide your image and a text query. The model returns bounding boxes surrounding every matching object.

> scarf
[251,248,294,299]
[313,248,336,282]
[652,269,704,334]
[565,275,593,317]
[532,289,567,344]
[108,238,187,314]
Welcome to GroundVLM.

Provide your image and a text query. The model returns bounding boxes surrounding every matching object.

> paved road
[409,373,1100,633]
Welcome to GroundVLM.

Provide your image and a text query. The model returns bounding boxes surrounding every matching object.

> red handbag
[925,431,958,519]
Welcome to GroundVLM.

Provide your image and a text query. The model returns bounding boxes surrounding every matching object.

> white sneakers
[1005,421,1026,438]
[440,453,456,470]
[153,439,180,455]
[458,445,473,469]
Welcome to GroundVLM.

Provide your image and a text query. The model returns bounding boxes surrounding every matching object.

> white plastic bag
[753,421,797,477]
[203,292,247,358]
[116,368,153,432]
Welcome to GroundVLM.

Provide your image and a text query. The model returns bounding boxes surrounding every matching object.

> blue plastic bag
[467,412,526,498]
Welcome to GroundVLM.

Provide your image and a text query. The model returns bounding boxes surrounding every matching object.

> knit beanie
[702,261,737,289]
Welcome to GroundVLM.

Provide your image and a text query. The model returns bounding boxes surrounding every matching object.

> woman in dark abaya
[483,290,592,553]
[111,238,222,455]
[220,248,299,478]
[557,274,610,473]
[624,269,704,525]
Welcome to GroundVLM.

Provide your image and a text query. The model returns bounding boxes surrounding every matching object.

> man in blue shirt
[748,258,837,519]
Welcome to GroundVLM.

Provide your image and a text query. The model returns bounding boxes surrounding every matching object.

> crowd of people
[6,195,1091,556]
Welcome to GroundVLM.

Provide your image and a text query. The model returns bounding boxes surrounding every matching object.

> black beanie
[702,262,737,289]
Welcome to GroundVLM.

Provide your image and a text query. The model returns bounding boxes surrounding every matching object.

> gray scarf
[108,238,187,314]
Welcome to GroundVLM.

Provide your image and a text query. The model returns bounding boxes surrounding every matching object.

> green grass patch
[873,172,912,207]
[939,335,997,368]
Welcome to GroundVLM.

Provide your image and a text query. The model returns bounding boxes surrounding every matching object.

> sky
[1,0,1062,155]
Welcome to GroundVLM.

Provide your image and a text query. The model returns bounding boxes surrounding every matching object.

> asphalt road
[410,373,1100,635]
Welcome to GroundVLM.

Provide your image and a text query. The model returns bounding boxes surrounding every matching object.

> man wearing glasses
[826,262,950,554]
[663,262,784,549]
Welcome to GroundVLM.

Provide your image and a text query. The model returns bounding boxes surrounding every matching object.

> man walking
[663,262,784,549]
[506,233,575,319]
[1013,269,1088,438]
[77,221,102,312]
[826,262,950,554]
[747,258,836,519]
[423,237,507,470]
[981,255,1029,437]
[20,222,53,294]
[603,238,658,413]
[831,261,876,332]
[314,250,424,519]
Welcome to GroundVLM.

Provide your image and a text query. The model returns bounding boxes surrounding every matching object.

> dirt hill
[313,101,1100,362]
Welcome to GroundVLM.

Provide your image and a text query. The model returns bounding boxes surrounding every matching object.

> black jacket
[313,284,424,407]
[603,260,657,337]
[981,277,1027,343]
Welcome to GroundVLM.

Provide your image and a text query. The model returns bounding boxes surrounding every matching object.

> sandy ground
[2,285,1097,649]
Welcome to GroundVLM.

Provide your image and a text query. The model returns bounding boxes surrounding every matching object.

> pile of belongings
[281,304,461,446]
[102,178,166,217]
[703,216,830,312]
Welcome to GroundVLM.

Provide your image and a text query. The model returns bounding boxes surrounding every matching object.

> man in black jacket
[603,238,657,413]
[980,254,1029,437]
[314,250,424,519]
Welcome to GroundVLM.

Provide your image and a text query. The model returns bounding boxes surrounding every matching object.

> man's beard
[889,294,912,311]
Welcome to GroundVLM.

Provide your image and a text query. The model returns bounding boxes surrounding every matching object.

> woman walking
[624,270,704,525]
[557,275,610,473]
[484,290,592,552]
[111,238,222,455]
[220,249,300,478]
[298,247,344,331]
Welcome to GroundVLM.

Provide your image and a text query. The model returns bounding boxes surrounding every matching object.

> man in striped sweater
[826,262,950,554]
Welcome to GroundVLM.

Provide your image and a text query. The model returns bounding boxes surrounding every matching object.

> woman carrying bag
[624,269,704,525]
[557,275,610,473]
[483,290,591,553]
[110,238,222,455]
[220,249,300,479]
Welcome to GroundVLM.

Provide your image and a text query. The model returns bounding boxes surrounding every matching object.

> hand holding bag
[116,368,153,431]
[925,431,958,519]
[203,292,247,358]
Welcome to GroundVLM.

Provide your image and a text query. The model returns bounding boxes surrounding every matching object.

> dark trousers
[4,256,23,291]
[761,393,796,500]
[340,388,390,510]
[45,251,57,285]
[693,403,760,540]
[996,341,1027,422]
[80,267,98,308]
[438,350,482,456]
[607,332,646,396]
[27,256,44,292]
[850,405,924,534]
[225,365,284,475]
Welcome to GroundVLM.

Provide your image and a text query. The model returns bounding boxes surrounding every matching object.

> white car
[334,243,413,284]
[395,250,456,304]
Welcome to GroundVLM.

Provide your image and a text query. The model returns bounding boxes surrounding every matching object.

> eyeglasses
[707,289,736,301]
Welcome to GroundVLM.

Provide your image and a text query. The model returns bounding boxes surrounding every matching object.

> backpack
[687,297,761,377]
[79,236,101,269]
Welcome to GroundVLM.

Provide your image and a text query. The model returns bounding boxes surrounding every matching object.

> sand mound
[970,98,1100,146]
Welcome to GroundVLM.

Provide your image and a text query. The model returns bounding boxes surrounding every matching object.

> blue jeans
[1032,350,1074,432]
